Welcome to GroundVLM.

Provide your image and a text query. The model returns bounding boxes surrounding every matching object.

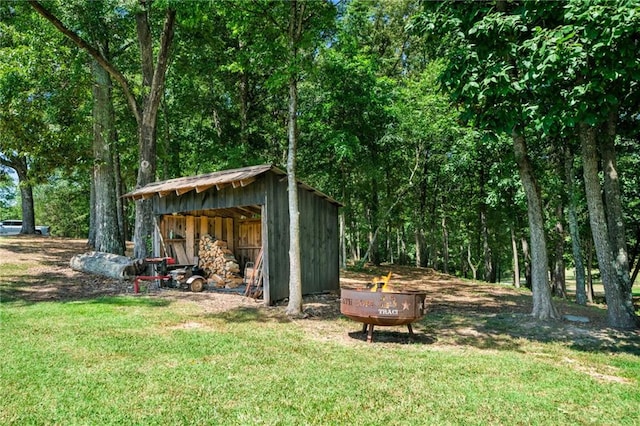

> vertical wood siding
[237,219,262,273]
[263,172,289,303]
[299,187,340,294]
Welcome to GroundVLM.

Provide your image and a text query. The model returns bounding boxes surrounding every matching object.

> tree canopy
[1,0,638,328]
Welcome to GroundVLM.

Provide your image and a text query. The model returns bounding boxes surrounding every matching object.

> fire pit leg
[407,323,414,336]
[366,324,375,343]
[362,323,368,334]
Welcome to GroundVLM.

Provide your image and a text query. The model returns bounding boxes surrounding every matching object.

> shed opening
[157,205,263,290]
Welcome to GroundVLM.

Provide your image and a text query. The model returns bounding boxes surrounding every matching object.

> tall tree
[284,0,335,315]
[284,0,305,316]
[416,2,560,319]
[512,131,558,319]
[91,58,123,254]
[30,0,176,258]
[215,0,334,312]
[521,1,639,328]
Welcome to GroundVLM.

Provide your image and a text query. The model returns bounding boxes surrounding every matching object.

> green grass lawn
[2,295,639,425]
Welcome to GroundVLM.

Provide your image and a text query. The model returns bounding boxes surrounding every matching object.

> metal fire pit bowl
[341,288,427,343]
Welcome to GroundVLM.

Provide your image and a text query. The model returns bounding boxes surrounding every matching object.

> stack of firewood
[198,234,243,288]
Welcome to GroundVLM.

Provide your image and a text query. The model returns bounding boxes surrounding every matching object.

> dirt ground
[2,236,639,353]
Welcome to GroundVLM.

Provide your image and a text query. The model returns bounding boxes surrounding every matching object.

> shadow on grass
[213,306,291,324]
[0,268,133,306]
[88,296,172,308]
[347,328,437,345]
[1,236,88,266]
[2,292,173,309]
[415,311,640,356]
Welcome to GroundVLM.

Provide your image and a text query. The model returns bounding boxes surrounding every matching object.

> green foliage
[520,1,640,129]
[0,173,20,220]
[0,4,91,176]
[2,0,639,287]
[34,174,90,237]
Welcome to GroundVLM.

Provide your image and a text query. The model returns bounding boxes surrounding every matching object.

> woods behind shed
[124,164,341,304]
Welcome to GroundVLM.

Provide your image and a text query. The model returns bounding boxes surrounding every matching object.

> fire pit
[341,274,427,343]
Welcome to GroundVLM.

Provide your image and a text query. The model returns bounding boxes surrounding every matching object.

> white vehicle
[0,220,50,236]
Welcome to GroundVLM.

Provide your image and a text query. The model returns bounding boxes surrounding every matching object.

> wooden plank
[245,247,263,297]
[176,187,193,196]
[264,172,289,303]
[155,177,266,215]
[195,184,214,193]
[226,218,234,251]
[186,215,195,261]
[214,217,222,240]
[200,216,209,238]
[170,242,190,265]
[239,177,256,187]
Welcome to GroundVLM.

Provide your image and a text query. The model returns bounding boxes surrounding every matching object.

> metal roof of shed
[123,164,342,206]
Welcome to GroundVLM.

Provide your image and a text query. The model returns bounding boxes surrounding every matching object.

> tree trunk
[416,166,428,268]
[349,220,359,261]
[441,216,449,274]
[415,227,427,268]
[19,180,35,234]
[132,6,176,259]
[600,114,634,299]
[359,159,422,268]
[70,251,144,280]
[586,236,595,303]
[387,224,393,264]
[552,206,566,299]
[459,245,467,278]
[521,236,532,289]
[30,1,176,259]
[91,60,124,255]
[7,156,36,234]
[88,173,96,247]
[580,123,637,328]
[397,226,408,265]
[467,244,478,281]
[512,131,558,320]
[114,150,127,246]
[285,0,303,316]
[511,227,521,288]
[132,121,157,259]
[564,146,587,305]
[479,173,494,282]
[366,184,381,266]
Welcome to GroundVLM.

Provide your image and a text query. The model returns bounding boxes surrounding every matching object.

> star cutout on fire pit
[402,301,410,311]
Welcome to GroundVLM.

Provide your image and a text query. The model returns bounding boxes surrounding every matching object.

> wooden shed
[124,164,341,304]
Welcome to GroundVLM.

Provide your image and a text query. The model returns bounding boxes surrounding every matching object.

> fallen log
[70,251,145,280]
